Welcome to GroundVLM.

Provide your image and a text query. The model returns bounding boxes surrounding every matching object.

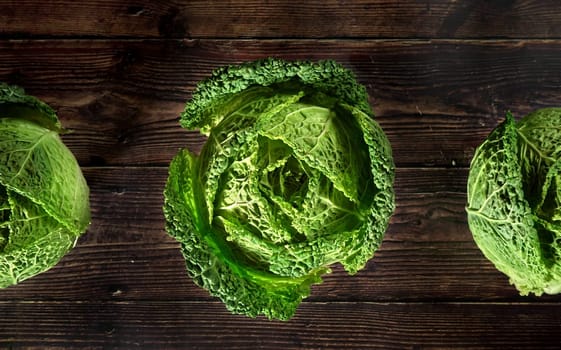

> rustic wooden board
[1,0,561,39]
[1,301,560,349]
[2,39,561,167]
[2,1,561,347]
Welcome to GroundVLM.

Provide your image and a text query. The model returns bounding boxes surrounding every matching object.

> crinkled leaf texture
[467,108,561,295]
[164,58,395,320]
[0,83,90,288]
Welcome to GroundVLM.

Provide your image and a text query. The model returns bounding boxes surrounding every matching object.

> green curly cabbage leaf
[0,83,90,288]
[467,108,561,296]
[164,58,395,320]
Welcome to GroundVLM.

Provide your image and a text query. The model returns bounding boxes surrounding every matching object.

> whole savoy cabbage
[0,83,90,288]
[163,58,395,320]
[467,108,561,295]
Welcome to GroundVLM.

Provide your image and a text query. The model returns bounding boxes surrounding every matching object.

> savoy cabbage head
[0,83,90,288]
[164,58,395,320]
[467,108,561,296]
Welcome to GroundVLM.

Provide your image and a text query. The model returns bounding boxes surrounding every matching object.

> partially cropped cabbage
[0,83,90,288]
[163,58,395,319]
[467,108,561,295]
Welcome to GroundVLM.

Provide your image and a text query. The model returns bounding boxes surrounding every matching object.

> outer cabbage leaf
[164,58,395,320]
[467,108,561,295]
[0,83,90,287]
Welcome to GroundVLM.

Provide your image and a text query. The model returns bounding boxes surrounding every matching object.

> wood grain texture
[1,39,561,167]
[1,0,561,39]
[2,1,561,347]
[0,301,560,349]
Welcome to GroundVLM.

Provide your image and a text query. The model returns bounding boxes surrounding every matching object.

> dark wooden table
[1,1,561,348]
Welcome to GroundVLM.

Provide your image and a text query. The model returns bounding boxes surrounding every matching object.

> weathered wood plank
[1,1,561,39]
[2,1,559,348]
[0,301,560,349]
[0,166,556,303]
[2,39,560,167]
[0,241,520,302]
